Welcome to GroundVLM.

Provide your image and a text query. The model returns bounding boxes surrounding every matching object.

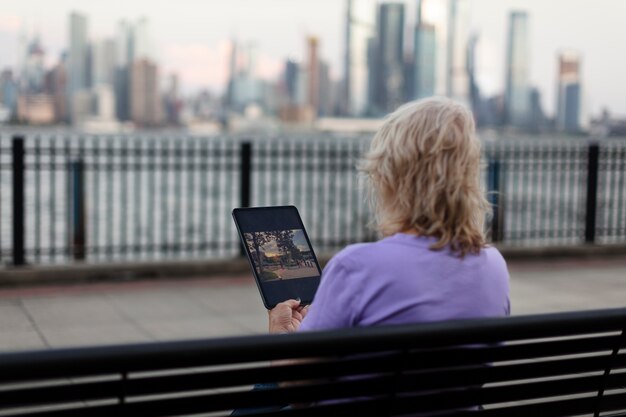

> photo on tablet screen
[243,229,319,282]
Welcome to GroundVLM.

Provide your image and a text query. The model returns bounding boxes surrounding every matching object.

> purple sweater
[299,233,510,332]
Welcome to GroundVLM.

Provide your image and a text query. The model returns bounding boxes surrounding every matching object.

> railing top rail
[2,130,625,145]
[0,131,376,143]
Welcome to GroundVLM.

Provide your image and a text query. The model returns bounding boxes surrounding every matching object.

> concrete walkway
[0,257,625,352]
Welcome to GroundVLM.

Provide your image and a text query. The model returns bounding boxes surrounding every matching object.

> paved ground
[0,257,625,352]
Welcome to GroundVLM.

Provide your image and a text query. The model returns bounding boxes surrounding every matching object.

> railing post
[239,142,252,256]
[70,159,86,260]
[488,159,505,243]
[12,136,25,266]
[240,142,252,208]
[585,143,599,244]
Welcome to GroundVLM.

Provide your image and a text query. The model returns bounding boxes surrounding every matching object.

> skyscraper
[318,61,332,117]
[344,0,376,116]
[46,56,68,122]
[132,18,152,62]
[283,59,299,104]
[229,42,265,110]
[243,42,258,78]
[21,36,46,94]
[306,36,320,116]
[115,18,153,121]
[529,87,547,133]
[556,51,584,133]
[130,59,161,127]
[447,0,470,104]
[91,38,117,87]
[413,23,436,99]
[164,73,181,125]
[416,0,470,103]
[115,20,132,121]
[0,70,18,120]
[419,0,447,96]
[225,39,238,109]
[373,2,405,114]
[118,17,152,66]
[294,64,308,106]
[68,11,89,123]
[504,11,531,128]
[467,33,482,123]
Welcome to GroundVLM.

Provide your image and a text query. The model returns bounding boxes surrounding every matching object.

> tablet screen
[233,206,322,309]
[243,229,319,281]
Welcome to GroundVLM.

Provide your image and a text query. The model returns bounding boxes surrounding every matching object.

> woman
[269,96,510,335]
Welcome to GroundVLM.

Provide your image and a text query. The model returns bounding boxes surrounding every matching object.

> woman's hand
[268,299,309,334]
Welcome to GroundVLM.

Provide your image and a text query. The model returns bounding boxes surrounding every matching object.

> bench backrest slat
[1,308,625,416]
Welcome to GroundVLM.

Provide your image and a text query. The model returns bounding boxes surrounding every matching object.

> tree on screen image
[274,230,302,265]
[245,232,272,276]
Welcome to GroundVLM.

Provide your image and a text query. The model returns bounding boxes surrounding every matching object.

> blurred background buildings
[0,0,623,136]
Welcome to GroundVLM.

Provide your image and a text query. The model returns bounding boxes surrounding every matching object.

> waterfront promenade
[0,256,625,352]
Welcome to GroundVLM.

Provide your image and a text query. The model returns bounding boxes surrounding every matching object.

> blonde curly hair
[360,97,491,257]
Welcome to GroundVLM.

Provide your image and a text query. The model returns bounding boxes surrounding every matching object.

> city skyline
[0,0,626,115]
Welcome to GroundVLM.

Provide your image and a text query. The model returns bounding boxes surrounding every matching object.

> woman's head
[360,96,490,256]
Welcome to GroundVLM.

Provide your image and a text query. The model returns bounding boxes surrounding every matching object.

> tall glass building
[416,0,470,104]
[91,38,116,87]
[414,23,436,99]
[373,2,405,114]
[67,12,89,123]
[556,51,585,133]
[447,0,470,105]
[344,0,376,116]
[114,18,154,121]
[505,11,531,128]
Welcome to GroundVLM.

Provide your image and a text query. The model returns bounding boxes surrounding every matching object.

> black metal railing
[482,139,626,246]
[0,133,625,266]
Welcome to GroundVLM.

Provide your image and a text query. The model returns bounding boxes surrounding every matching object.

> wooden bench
[1,308,625,416]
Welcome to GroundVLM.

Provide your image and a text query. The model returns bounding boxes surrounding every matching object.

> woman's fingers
[268,299,305,333]
[281,299,302,309]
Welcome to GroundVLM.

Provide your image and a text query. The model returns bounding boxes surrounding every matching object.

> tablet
[232,206,322,309]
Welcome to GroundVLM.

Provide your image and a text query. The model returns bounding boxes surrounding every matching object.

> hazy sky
[1,0,625,116]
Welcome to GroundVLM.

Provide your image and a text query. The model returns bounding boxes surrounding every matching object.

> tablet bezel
[232,206,322,309]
